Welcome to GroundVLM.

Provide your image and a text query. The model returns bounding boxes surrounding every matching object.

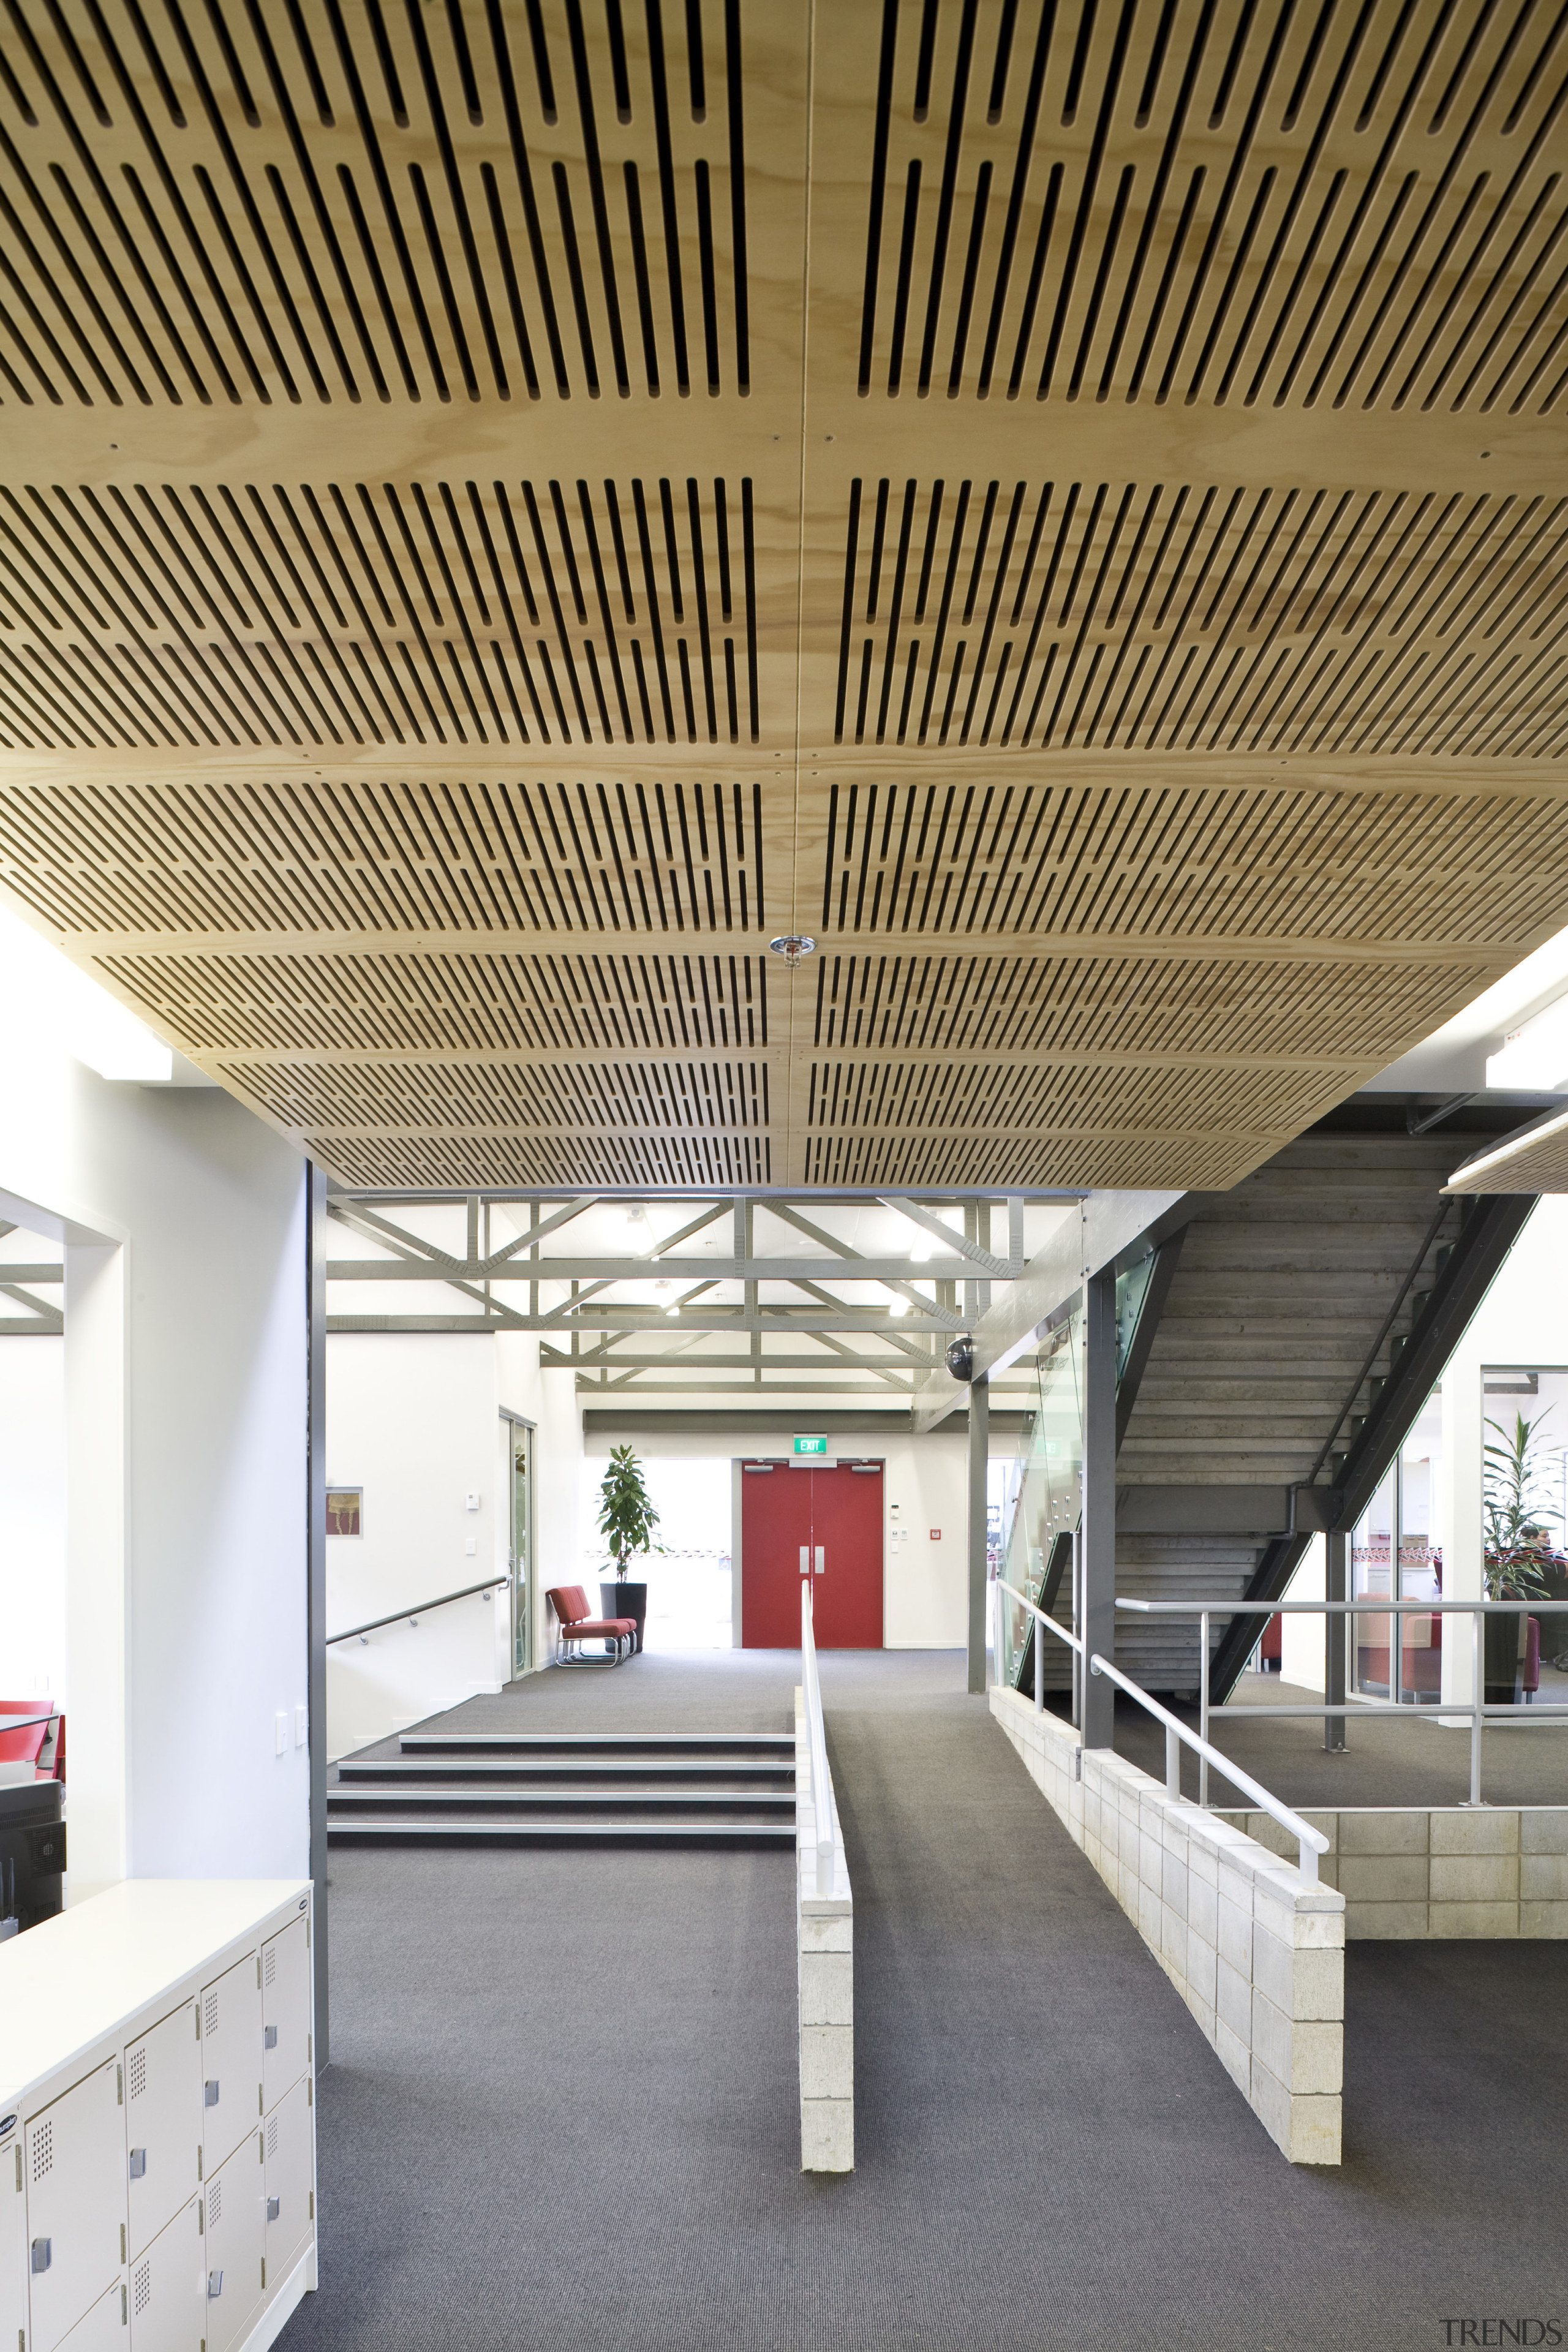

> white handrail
[995,1576,1329,1881]
[1116,1594,1568,1808]
[801,1581,835,1898]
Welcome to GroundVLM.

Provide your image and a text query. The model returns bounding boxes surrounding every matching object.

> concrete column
[1440,1360,1482,1724]
[64,1234,129,1898]
[1080,1266,1117,1749]
[967,1373,990,1694]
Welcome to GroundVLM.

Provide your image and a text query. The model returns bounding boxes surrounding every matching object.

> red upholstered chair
[0,1702,59,1782]
[546,1585,636,1665]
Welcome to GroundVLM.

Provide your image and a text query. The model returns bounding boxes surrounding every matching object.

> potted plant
[596,1444,663,1654]
[1482,1408,1558,1703]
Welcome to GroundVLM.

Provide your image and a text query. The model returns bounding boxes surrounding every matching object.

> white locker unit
[124,2001,201,2261]
[200,1954,264,2177]
[24,2058,124,2352]
[0,1882,317,2352]
[263,2079,313,2287]
[128,2194,202,2352]
[201,2139,265,2352]
[260,1919,310,2111]
[55,2282,126,2351]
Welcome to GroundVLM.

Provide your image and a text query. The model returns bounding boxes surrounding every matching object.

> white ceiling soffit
[2,2,1568,1190]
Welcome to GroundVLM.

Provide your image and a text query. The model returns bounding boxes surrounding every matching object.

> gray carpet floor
[289,1651,1568,2352]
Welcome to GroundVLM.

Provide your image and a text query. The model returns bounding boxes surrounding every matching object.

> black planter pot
[1484,1606,1525,1707]
[602,1580,647,1654]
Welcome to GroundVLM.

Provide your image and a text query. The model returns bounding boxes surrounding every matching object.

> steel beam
[967,1374,990,1695]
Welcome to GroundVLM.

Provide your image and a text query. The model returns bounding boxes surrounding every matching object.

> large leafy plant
[597,1444,663,1581]
[1483,1408,1562,1600]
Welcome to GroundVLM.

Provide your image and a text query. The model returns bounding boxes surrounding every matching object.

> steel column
[306,1161,330,2068]
[1081,1266,1117,1749]
[1324,1528,1348,1752]
[967,1373,990,1695]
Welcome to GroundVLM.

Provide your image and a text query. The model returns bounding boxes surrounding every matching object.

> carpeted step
[325,1817,795,1849]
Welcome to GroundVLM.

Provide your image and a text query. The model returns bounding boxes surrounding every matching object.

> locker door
[263,2080,313,2288]
[199,1956,262,2176]
[124,2003,201,2260]
[261,1917,310,2108]
[55,2283,125,2351]
[26,2059,126,2352]
[200,2138,263,2352]
[129,2196,202,2352]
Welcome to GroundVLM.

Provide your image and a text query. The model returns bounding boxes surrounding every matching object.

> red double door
[740,1460,884,1649]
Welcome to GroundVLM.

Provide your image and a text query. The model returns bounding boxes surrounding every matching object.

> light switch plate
[274,1712,287,1756]
[466,1491,480,1511]
[464,1537,477,1556]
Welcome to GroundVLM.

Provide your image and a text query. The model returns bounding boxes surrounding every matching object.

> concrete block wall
[1216,1806,1568,1937]
[795,1691,853,2173]
[991,1684,1344,2166]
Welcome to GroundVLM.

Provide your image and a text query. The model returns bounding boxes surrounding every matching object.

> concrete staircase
[325,1728,796,1848]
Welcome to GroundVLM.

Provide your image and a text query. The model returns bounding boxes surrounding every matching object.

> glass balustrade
[998,1301,1084,1692]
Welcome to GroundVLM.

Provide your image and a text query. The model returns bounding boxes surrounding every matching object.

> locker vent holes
[128,2048,146,2102]
[209,2179,222,2227]
[264,1948,277,1989]
[134,2261,151,2316]
[30,2122,50,2181]
[205,1994,219,2038]
[266,2118,278,2161]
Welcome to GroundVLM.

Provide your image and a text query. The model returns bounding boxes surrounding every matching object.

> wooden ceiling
[2,0,1568,1190]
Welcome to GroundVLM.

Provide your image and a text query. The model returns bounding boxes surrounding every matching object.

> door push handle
[129,2147,146,2179]
[264,2026,279,2051]
[799,1547,809,1575]
[815,1547,825,1575]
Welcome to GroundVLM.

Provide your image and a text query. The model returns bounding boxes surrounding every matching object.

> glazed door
[740,1462,883,1649]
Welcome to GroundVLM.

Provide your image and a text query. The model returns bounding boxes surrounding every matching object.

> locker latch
[264,2026,278,2051]
[30,2239,50,2273]
[208,2271,224,2299]
[266,2198,280,2221]
[129,2148,146,2180]
[205,2081,220,2107]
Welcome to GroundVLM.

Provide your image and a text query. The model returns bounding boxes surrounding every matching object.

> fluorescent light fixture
[1487,991,1568,1091]
[0,902,172,1081]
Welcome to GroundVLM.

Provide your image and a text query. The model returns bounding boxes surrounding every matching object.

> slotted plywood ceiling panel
[1,0,1567,1193]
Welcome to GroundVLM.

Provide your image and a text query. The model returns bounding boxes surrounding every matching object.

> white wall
[323,1327,584,1749]
[0,1333,66,1700]
[579,1422,995,1648]
[0,1049,310,1893]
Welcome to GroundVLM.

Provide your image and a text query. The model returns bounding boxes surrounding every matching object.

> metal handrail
[326,1577,500,1645]
[993,1578,1327,1880]
[801,1581,836,1898]
[1117,1595,1568,1808]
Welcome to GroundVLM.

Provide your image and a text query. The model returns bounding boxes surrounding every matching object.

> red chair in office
[546,1585,637,1665]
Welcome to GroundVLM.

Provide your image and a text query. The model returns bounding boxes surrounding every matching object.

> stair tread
[398,1731,791,1751]
[326,1819,795,1842]
[329,1785,794,1806]
[347,1755,791,1779]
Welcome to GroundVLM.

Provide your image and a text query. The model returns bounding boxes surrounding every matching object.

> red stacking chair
[546,1585,636,1665]
[0,1702,57,1780]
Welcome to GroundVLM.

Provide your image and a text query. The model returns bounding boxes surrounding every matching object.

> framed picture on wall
[326,1487,362,1537]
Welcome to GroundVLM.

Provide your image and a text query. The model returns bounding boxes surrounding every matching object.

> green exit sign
[793,1433,827,1457]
